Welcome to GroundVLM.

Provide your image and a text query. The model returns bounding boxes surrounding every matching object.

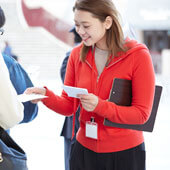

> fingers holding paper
[24,87,46,104]
[78,93,98,112]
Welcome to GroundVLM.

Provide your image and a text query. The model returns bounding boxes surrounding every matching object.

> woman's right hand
[24,87,46,104]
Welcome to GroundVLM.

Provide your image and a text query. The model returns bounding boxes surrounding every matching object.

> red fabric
[42,40,155,153]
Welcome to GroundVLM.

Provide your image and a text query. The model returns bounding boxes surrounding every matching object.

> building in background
[143,30,170,74]
[125,0,170,74]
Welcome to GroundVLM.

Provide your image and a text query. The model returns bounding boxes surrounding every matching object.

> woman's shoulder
[124,38,149,56]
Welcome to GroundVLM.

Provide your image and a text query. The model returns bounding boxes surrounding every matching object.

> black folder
[104,78,162,132]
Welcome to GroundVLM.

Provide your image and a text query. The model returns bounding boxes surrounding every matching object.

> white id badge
[85,121,98,140]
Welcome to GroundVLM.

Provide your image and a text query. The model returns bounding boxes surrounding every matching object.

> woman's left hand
[77,93,98,112]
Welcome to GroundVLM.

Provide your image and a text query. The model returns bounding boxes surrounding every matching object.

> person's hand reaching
[24,87,46,104]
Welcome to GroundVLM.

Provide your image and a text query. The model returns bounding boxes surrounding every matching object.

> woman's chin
[83,40,93,47]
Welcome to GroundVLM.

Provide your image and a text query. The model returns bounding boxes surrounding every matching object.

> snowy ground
[11,75,170,170]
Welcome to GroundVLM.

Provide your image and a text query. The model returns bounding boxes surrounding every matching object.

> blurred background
[0,0,170,169]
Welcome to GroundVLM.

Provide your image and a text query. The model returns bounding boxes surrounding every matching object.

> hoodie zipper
[85,56,125,89]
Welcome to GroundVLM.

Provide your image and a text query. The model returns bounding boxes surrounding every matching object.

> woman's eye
[75,24,80,28]
[84,26,90,29]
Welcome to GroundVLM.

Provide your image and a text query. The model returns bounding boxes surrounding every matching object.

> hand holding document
[63,85,88,98]
[18,93,48,103]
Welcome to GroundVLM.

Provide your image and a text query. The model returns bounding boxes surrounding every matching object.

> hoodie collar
[85,39,148,68]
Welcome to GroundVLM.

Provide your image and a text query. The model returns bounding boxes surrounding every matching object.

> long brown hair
[73,0,127,62]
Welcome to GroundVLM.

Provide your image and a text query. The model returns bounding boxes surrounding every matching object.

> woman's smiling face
[74,9,108,50]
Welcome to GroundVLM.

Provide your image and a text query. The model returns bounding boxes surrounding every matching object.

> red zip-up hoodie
[42,39,155,153]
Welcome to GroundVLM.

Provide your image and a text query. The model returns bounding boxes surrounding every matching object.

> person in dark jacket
[60,27,81,170]
[0,6,38,124]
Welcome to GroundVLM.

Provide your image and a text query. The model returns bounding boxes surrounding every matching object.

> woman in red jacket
[25,0,155,169]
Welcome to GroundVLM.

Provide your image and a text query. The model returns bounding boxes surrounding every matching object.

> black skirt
[70,141,145,170]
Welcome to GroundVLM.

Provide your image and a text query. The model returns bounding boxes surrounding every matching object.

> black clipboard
[104,78,162,132]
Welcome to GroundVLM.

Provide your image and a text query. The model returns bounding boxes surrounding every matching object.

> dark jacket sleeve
[60,52,70,83]
[59,51,79,138]
[3,54,38,123]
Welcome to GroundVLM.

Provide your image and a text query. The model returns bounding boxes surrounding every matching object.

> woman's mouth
[82,37,90,42]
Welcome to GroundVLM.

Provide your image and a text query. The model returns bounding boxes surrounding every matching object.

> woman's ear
[105,16,112,30]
